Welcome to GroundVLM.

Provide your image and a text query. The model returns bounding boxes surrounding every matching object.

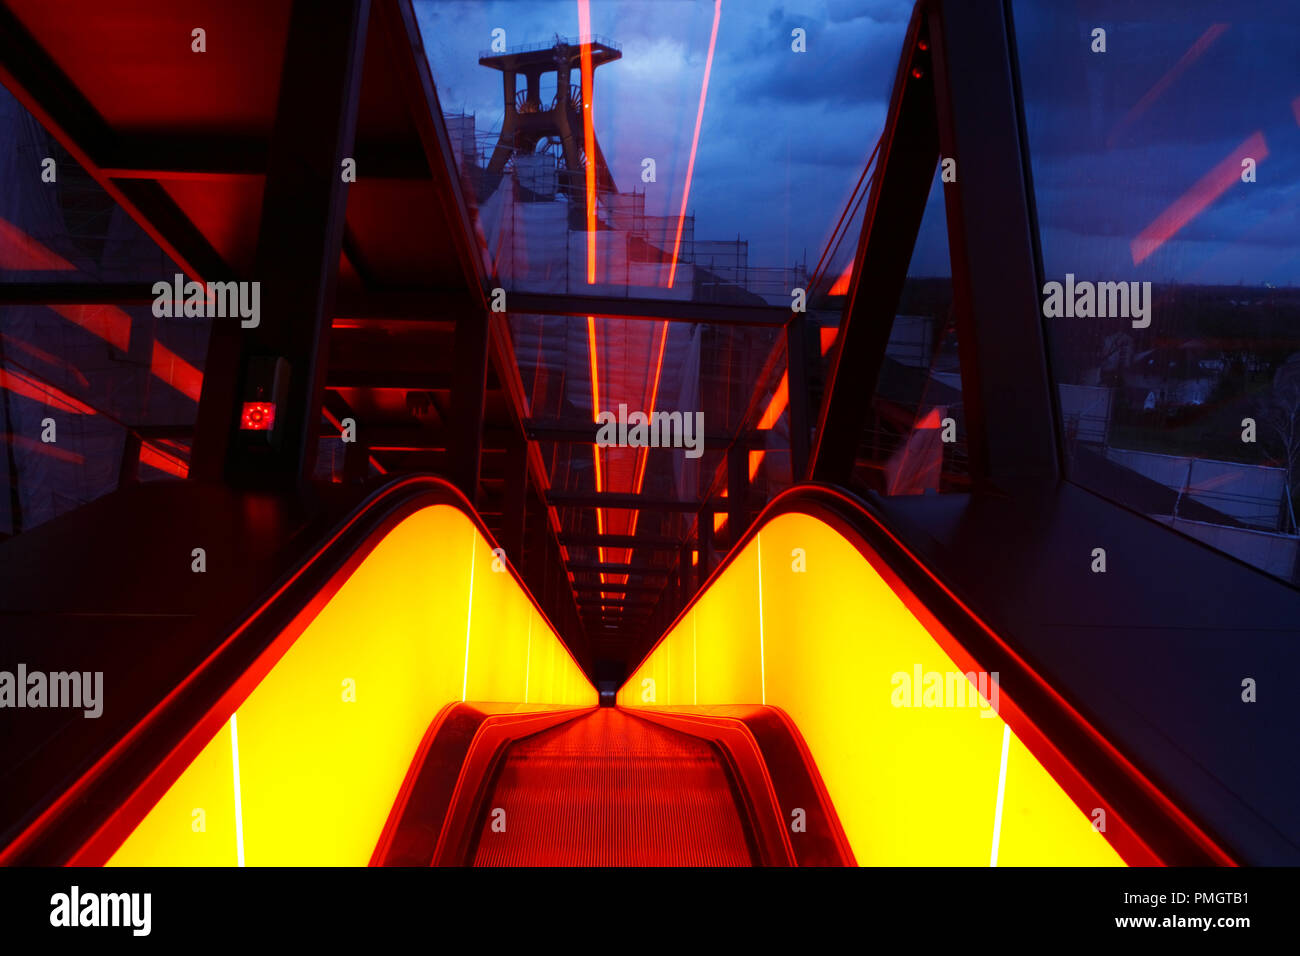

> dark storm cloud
[415,0,910,268]
[1011,0,1300,282]
[414,0,1299,283]
[732,6,905,107]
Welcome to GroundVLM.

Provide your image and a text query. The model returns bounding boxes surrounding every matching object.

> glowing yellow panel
[465,536,532,703]
[107,718,239,866]
[693,542,762,705]
[110,504,594,866]
[623,511,1124,867]
[999,729,1120,866]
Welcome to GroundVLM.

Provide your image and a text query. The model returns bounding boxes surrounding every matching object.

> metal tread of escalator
[467,709,758,866]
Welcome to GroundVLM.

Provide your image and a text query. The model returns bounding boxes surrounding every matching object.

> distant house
[1125,342,1222,411]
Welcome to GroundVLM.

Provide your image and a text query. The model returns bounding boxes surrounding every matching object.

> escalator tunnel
[0,477,1233,868]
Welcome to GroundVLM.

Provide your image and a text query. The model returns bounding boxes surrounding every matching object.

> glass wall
[849,168,967,495]
[416,0,909,307]
[1014,0,1300,584]
[0,85,207,537]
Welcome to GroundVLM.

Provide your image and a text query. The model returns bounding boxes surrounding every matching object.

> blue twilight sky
[414,0,1300,286]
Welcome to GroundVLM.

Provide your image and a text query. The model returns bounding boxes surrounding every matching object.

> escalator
[440,709,759,867]
[466,710,758,867]
[0,476,1237,868]
[371,699,851,867]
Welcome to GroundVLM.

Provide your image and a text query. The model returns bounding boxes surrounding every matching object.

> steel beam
[786,313,812,481]
[548,490,700,512]
[572,582,664,595]
[523,418,735,449]
[506,291,788,327]
[567,562,669,577]
[217,0,371,487]
[558,532,681,550]
[500,431,528,565]
[809,5,939,483]
[927,0,1058,483]
[449,312,489,504]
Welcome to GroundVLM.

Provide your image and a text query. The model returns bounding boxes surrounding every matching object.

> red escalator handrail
[373,702,595,867]
[1,475,581,866]
[630,704,856,866]
[619,482,1236,867]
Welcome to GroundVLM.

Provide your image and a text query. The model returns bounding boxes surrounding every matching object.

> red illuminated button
[240,401,276,431]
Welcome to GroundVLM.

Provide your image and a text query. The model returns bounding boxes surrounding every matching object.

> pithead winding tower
[479,35,621,199]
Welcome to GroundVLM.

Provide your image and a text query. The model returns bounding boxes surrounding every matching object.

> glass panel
[0,302,209,533]
[510,310,779,500]
[0,93,207,537]
[416,0,907,305]
[850,168,967,495]
[1014,0,1300,584]
[0,85,178,284]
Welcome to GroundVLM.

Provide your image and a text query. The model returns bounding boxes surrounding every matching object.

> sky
[414,0,1300,286]
[1015,0,1300,287]
[415,0,911,273]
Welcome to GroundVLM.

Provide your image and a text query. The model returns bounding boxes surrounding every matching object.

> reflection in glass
[1015,0,1300,584]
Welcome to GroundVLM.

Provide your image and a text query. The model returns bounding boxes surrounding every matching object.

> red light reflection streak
[151,341,203,402]
[0,216,76,271]
[1106,24,1228,148]
[586,316,606,582]
[139,442,188,478]
[667,0,722,289]
[1131,131,1268,265]
[748,372,791,481]
[2,432,84,464]
[627,321,670,543]
[52,304,132,352]
[578,0,598,284]
[0,367,97,414]
[0,333,88,387]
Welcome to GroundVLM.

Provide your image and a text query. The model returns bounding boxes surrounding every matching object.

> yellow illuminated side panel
[620,511,1122,866]
[106,718,238,866]
[694,543,762,705]
[110,504,594,866]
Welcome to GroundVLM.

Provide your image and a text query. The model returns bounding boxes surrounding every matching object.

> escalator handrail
[1,474,582,866]
[619,481,1235,866]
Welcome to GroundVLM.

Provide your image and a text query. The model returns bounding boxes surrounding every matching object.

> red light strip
[150,340,203,403]
[625,321,670,550]
[667,0,723,289]
[321,404,386,476]
[828,266,853,296]
[2,432,84,463]
[1106,24,1229,148]
[578,1,598,285]
[820,327,837,356]
[51,305,132,353]
[0,216,77,271]
[748,372,792,481]
[139,442,189,478]
[0,477,572,866]
[1131,131,1268,264]
[757,373,788,431]
[0,367,98,414]
[0,333,88,387]
[0,218,130,350]
[586,316,606,574]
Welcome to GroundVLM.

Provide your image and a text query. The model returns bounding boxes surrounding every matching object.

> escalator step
[471,710,755,866]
